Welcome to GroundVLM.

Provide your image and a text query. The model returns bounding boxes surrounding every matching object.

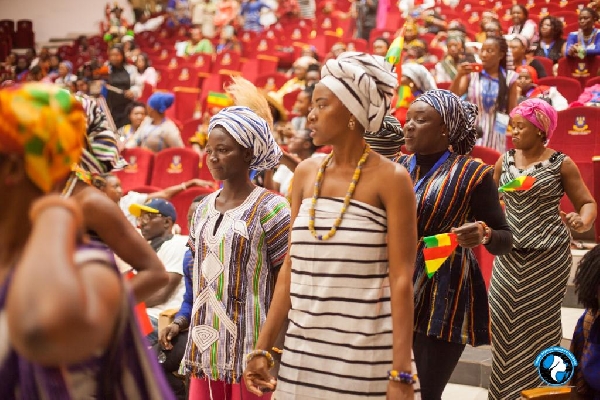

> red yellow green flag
[423,233,458,278]
[385,24,406,85]
[498,176,536,193]
[207,91,233,108]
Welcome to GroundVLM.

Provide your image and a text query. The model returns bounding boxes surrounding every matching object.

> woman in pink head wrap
[487,98,597,400]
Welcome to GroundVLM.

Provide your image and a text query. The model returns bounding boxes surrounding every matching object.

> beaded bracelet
[388,370,417,385]
[30,195,83,228]
[246,350,275,369]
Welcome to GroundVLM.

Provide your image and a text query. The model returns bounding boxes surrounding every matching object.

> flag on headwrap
[415,89,478,155]
[0,83,86,192]
[321,52,397,133]
[423,233,458,278]
[208,106,282,171]
[207,92,234,108]
[498,176,536,192]
[386,24,407,85]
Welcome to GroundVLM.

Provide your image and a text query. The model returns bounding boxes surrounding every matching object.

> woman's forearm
[579,202,597,231]
[389,274,414,372]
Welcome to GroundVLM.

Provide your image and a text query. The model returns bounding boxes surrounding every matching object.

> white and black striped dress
[275,197,419,399]
[488,150,572,400]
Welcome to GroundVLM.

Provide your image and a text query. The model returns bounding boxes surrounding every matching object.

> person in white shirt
[129,198,188,345]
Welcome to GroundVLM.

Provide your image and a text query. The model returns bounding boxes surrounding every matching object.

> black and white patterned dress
[488,150,572,400]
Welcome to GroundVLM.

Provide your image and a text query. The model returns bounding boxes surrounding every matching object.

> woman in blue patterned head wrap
[396,89,513,400]
[160,77,291,400]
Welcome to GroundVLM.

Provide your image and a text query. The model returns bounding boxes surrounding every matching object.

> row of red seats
[0,19,34,50]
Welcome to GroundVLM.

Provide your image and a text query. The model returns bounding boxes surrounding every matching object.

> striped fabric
[396,153,493,346]
[209,106,282,171]
[364,114,404,159]
[0,242,174,399]
[488,150,572,400]
[321,52,397,132]
[183,187,290,383]
[275,197,420,399]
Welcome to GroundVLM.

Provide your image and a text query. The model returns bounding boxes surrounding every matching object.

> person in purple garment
[0,83,174,399]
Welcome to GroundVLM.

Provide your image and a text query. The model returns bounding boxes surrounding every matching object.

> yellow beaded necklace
[308,144,371,241]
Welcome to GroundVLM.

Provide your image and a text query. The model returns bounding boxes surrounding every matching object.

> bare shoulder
[294,156,322,179]
[370,153,410,183]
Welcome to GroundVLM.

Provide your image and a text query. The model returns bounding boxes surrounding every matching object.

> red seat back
[470,146,501,165]
[173,87,201,123]
[114,148,155,192]
[212,51,241,72]
[181,118,204,145]
[533,56,554,77]
[254,72,289,91]
[170,186,216,235]
[537,76,583,104]
[151,148,200,188]
[557,56,600,87]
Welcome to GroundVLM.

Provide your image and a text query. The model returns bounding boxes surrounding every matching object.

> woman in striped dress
[244,52,419,399]
[396,90,513,400]
[488,98,597,400]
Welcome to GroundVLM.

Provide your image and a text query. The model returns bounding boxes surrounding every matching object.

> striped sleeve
[260,194,291,270]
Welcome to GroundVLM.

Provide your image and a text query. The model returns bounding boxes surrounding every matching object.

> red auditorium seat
[533,56,554,77]
[127,185,162,194]
[437,82,451,90]
[181,118,203,145]
[114,148,155,192]
[151,148,200,188]
[139,82,154,104]
[283,89,301,113]
[170,186,216,234]
[470,146,501,165]
[537,76,582,104]
[155,67,174,91]
[0,20,15,37]
[171,67,201,88]
[551,107,600,215]
[254,72,289,90]
[557,56,600,88]
[14,20,34,48]
[585,76,600,87]
[212,51,241,72]
[553,10,579,25]
[174,87,201,123]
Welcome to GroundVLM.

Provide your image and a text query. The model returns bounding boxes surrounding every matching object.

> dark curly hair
[574,244,600,312]
[539,16,564,41]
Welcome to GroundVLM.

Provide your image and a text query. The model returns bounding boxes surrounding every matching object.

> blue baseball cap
[129,198,177,222]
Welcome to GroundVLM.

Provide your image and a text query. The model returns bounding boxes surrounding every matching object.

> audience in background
[105,44,141,128]
[434,34,464,84]
[566,8,600,59]
[516,66,568,111]
[532,16,566,64]
[136,53,158,87]
[509,35,546,79]
[179,25,214,56]
[117,101,147,150]
[372,37,390,57]
[507,5,538,44]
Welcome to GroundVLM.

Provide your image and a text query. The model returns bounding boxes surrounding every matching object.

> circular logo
[533,346,578,386]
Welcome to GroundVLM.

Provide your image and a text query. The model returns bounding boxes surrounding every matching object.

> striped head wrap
[208,106,282,171]
[365,114,404,159]
[76,94,126,176]
[0,83,86,192]
[414,89,479,155]
[321,52,396,132]
[509,98,557,140]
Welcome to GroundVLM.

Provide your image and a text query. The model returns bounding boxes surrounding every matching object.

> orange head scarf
[516,65,538,84]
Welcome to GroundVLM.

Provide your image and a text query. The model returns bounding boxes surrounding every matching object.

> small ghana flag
[423,233,458,278]
[207,91,233,108]
[498,176,536,193]
[385,23,406,85]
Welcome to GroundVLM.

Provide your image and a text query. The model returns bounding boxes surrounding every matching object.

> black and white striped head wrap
[209,106,282,171]
[365,115,404,159]
[321,52,396,132]
[414,89,478,155]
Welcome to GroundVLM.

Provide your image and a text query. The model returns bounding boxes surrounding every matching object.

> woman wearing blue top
[566,8,600,59]
[240,0,271,32]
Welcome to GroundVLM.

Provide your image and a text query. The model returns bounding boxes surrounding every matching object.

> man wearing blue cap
[129,198,188,345]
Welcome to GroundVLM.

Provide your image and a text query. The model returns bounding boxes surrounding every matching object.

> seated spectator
[125,92,184,152]
[300,45,320,61]
[216,26,242,54]
[372,37,390,57]
[48,54,61,77]
[122,37,141,62]
[136,53,158,87]
[75,78,91,96]
[420,8,447,35]
[532,17,566,64]
[191,0,217,38]
[566,8,600,59]
[214,0,240,28]
[133,11,166,33]
[129,199,188,346]
[265,93,290,144]
[392,62,437,124]
[325,42,346,61]
[117,102,147,149]
[167,0,193,27]
[355,0,378,40]
[305,63,321,86]
[434,34,464,84]
[179,25,214,56]
[14,57,30,83]
[509,35,547,78]
[273,128,322,197]
[96,173,213,226]
[404,39,438,64]
[571,84,600,107]
[55,61,77,88]
[570,245,600,399]
[30,47,50,68]
[478,18,501,44]
[291,84,314,132]
[430,20,467,51]
[507,5,538,44]
[403,19,420,43]
[273,56,317,101]
[240,0,272,32]
[27,65,45,82]
[105,4,130,36]
[515,65,568,111]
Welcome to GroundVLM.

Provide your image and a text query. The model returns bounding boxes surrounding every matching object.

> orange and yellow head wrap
[0,83,86,192]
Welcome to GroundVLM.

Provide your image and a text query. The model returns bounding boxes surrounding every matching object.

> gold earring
[348,119,355,130]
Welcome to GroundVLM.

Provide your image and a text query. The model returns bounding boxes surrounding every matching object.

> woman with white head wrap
[160,77,291,400]
[393,63,438,126]
[396,89,513,400]
[244,52,420,399]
